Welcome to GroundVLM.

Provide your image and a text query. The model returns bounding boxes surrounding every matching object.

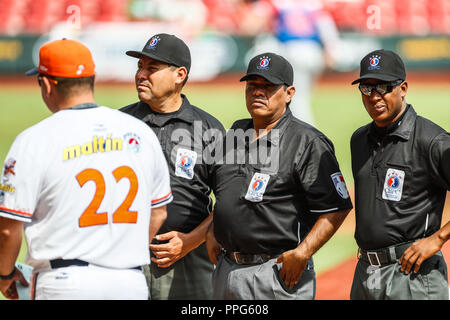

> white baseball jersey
[0,105,172,270]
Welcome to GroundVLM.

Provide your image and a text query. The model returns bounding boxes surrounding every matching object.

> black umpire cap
[240,52,293,86]
[126,33,191,74]
[352,49,406,84]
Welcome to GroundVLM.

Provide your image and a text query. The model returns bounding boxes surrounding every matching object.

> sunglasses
[358,80,403,96]
[37,74,59,86]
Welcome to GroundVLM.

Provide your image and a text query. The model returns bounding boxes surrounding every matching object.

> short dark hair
[46,75,95,97]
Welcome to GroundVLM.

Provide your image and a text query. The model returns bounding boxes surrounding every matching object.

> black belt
[223,249,280,265]
[358,241,415,267]
[50,259,142,271]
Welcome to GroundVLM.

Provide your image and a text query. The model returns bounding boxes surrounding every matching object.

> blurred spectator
[2,0,449,36]
[245,0,341,125]
[201,0,238,33]
[202,0,274,35]
[235,0,275,36]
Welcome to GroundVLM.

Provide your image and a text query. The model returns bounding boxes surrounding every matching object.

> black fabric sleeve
[295,135,353,214]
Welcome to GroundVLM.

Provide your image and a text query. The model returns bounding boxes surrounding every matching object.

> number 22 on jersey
[76,166,139,227]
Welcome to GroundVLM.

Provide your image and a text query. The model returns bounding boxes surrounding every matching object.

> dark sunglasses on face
[358,79,403,96]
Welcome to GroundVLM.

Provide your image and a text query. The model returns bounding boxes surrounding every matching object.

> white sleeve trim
[151,191,173,208]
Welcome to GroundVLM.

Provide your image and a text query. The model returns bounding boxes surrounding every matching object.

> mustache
[136,80,150,87]
[250,98,267,104]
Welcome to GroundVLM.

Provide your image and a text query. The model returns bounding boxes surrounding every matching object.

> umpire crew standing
[206,52,353,299]
[350,49,450,300]
[121,33,225,300]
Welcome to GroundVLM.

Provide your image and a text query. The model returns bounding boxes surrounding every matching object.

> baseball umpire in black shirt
[121,33,225,299]
[350,49,450,300]
[206,53,353,299]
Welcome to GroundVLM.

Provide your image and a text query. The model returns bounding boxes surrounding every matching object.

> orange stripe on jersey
[151,191,172,204]
[0,206,33,217]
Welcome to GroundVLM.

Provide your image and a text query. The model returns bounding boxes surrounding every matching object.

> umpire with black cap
[350,49,450,300]
[206,52,353,299]
[121,33,225,300]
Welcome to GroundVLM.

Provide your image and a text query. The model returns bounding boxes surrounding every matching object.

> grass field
[0,76,449,299]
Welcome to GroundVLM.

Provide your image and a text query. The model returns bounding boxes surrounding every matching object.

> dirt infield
[316,192,450,300]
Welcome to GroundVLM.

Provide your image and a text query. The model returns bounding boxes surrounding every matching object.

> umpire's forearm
[437,221,450,244]
[297,209,351,259]
[185,213,214,248]
[0,217,23,275]
[149,205,167,242]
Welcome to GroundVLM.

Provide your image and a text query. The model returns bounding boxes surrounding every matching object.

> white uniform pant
[32,265,148,300]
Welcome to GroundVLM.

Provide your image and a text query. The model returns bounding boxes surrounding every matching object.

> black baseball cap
[351,49,406,85]
[240,52,293,86]
[126,33,191,73]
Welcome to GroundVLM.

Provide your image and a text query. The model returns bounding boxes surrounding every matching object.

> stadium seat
[97,0,129,22]
[322,0,366,32]
[395,0,430,35]
[0,0,29,35]
[363,0,397,35]
[24,0,64,34]
[63,0,101,27]
[1,0,447,36]
[427,0,450,34]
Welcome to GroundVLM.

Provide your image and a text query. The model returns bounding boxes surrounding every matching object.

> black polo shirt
[121,95,225,234]
[212,108,353,254]
[351,104,450,250]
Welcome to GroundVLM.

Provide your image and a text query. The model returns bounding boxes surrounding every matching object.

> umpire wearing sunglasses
[350,49,450,300]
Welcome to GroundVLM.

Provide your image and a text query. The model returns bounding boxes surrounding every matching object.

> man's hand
[0,268,28,300]
[399,222,450,275]
[149,213,214,268]
[275,247,309,289]
[274,209,351,289]
[149,231,192,268]
[399,233,445,275]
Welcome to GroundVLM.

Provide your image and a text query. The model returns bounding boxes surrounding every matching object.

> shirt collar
[267,107,292,146]
[65,102,99,110]
[240,107,293,146]
[368,104,416,142]
[140,94,195,127]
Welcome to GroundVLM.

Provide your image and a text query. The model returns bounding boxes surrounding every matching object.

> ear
[175,67,188,86]
[41,76,53,97]
[400,81,408,100]
[285,85,296,104]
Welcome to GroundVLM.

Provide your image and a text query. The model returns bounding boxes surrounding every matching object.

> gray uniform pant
[144,243,214,300]
[212,253,316,300]
[350,251,449,300]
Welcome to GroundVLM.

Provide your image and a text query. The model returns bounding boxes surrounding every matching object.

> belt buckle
[366,251,381,267]
[231,252,242,264]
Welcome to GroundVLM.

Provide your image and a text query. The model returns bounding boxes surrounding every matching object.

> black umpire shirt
[212,108,353,254]
[351,104,450,250]
[121,95,225,234]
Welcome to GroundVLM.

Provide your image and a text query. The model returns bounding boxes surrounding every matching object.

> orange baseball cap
[26,39,95,78]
